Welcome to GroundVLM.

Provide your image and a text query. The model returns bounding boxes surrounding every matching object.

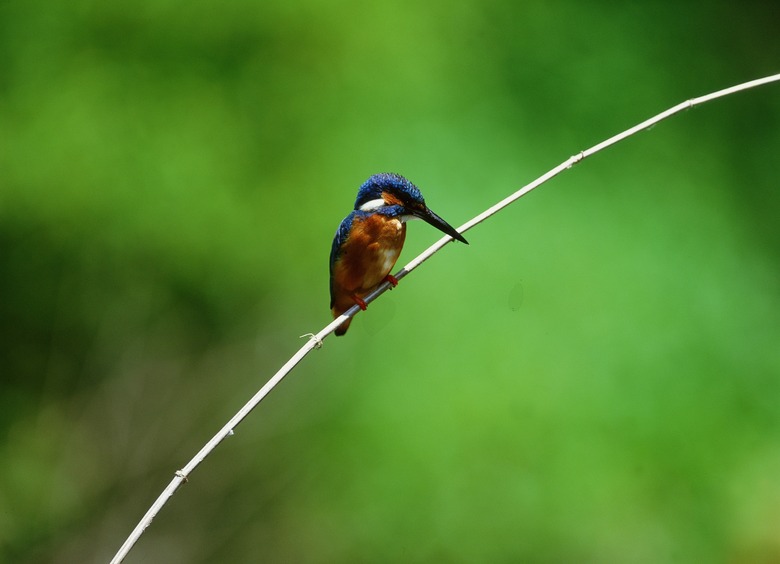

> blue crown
[354,173,424,210]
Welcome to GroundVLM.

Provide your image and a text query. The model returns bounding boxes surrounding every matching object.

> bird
[329,173,468,336]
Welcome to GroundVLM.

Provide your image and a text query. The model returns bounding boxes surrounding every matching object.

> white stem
[110,72,780,564]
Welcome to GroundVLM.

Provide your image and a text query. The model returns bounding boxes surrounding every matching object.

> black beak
[415,207,469,244]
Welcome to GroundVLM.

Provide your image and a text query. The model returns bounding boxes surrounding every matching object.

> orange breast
[333,214,406,297]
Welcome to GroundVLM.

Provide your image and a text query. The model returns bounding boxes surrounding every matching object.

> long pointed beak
[415,207,469,244]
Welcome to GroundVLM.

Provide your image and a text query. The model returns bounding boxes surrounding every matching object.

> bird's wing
[329,211,358,304]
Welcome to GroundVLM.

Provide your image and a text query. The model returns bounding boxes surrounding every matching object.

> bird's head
[354,173,468,244]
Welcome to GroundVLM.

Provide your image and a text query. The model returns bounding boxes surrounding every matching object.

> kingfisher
[329,173,468,336]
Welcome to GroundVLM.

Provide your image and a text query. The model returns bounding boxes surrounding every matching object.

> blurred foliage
[1,1,780,562]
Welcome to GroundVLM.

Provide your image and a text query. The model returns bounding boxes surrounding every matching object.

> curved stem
[110,72,780,564]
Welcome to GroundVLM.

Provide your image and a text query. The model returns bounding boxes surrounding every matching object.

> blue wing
[330,211,357,305]
[330,212,356,267]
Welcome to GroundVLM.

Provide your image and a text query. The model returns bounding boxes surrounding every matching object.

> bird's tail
[334,316,351,336]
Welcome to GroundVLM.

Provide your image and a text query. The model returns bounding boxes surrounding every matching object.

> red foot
[351,295,368,311]
[384,274,399,288]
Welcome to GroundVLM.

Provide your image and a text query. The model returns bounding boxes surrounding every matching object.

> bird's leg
[351,294,368,311]
[384,274,399,288]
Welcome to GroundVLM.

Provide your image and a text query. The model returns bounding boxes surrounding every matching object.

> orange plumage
[329,173,467,336]
[330,213,406,335]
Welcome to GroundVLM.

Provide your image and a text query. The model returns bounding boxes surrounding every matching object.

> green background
[2,1,779,562]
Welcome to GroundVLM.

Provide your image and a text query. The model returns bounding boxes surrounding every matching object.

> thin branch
[110,73,780,564]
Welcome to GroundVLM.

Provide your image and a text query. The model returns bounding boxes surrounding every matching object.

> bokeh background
[2,1,779,562]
